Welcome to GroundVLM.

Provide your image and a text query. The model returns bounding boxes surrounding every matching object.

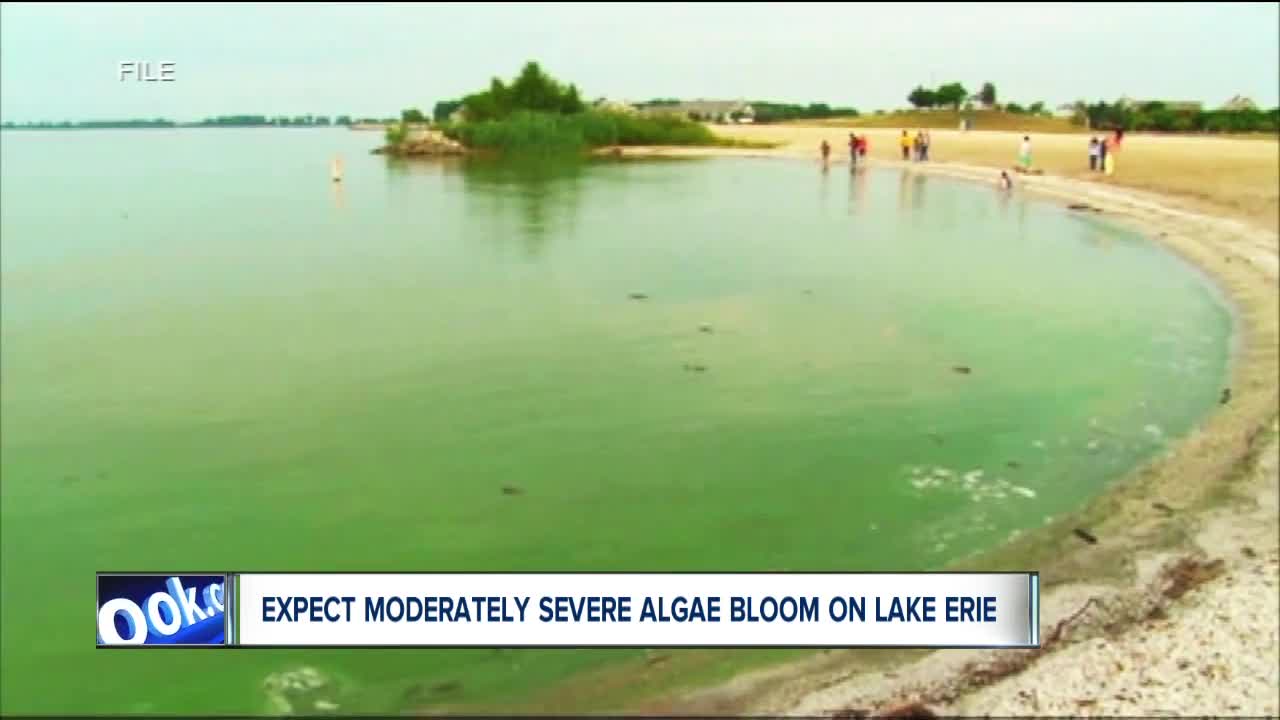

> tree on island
[401,107,426,123]
[432,101,463,123]
[459,61,586,123]
[425,60,723,153]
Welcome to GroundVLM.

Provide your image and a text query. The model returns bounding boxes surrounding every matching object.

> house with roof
[640,100,755,123]
[592,98,639,115]
[1221,95,1258,111]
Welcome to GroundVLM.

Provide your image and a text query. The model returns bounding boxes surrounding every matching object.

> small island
[375,61,768,157]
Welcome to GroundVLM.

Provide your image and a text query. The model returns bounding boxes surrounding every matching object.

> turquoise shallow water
[0,128,1231,713]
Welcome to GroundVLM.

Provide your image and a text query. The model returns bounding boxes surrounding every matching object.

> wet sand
[605,126,1279,716]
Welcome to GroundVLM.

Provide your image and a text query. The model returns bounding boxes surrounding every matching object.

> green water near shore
[0,129,1230,713]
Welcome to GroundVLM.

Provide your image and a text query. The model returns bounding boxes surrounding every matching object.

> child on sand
[820,140,831,166]
[1018,136,1032,171]
[1088,137,1100,171]
[848,133,858,167]
[999,170,1013,191]
[900,130,912,160]
[858,135,868,159]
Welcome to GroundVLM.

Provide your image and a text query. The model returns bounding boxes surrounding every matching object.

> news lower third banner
[98,572,1039,648]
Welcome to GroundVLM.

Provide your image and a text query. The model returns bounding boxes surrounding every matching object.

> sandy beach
[606,125,1279,716]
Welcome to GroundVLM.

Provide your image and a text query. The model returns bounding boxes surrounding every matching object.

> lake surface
[0,129,1231,713]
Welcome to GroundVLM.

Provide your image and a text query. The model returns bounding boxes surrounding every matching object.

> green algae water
[0,129,1231,714]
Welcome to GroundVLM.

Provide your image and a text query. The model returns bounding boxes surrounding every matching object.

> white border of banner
[233,572,1040,649]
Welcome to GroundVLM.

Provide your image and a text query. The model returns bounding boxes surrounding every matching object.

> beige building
[641,100,755,123]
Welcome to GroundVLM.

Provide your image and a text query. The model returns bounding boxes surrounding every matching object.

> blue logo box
[97,573,231,647]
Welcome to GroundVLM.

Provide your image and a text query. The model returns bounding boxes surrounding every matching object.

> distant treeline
[749,102,858,123]
[624,100,858,123]
[1,119,177,129]
[0,115,401,129]
[1072,101,1280,133]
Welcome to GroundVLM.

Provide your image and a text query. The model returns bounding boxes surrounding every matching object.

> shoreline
[592,142,1278,716]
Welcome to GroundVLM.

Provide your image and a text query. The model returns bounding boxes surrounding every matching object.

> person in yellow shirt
[900,130,912,160]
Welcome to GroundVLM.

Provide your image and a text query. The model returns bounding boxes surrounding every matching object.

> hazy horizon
[2,2,1278,122]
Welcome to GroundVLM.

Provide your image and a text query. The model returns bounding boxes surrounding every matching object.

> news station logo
[96,574,230,647]
[118,61,175,81]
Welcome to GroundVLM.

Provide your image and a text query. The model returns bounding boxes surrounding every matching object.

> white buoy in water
[330,156,344,182]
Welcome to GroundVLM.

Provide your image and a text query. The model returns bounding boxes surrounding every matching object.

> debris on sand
[1160,556,1225,600]
[1152,501,1176,515]
[501,485,524,496]
[1067,203,1101,212]
[951,365,972,375]
[1073,527,1099,545]
[1220,388,1232,405]
[876,701,939,718]
[628,292,649,300]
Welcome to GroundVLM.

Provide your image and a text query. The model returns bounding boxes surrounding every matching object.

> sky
[2,2,1277,121]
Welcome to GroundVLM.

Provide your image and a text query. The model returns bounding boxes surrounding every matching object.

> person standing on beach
[1088,137,1100,171]
[820,139,831,167]
[858,134,868,160]
[1106,128,1123,176]
[999,170,1013,191]
[921,130,931,161]
[1018,135,1032,171]
[1099,135,1109,172]
[848,132,858,168]
[900,130,912,160]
